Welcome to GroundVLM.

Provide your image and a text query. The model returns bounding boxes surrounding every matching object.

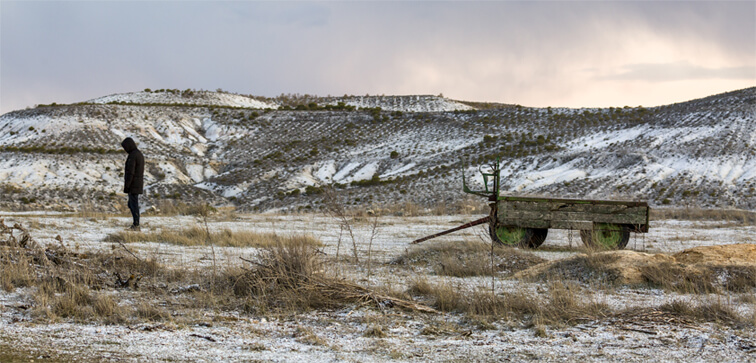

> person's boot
[127,224,141,231]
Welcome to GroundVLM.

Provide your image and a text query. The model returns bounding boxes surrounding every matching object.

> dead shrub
[231,237,335,312]
[228,237,431,314]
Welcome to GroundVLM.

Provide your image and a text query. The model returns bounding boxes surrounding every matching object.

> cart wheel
[489,224,547,249]
[580,223,630,250]
[526,228,548,249]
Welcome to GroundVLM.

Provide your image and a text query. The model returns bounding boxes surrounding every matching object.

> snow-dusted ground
[1,212,754,361]
[3,213,750,264]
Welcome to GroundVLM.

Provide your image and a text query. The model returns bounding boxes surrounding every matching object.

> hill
[0,87,754,213]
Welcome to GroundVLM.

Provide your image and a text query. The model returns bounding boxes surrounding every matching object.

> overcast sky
[1,1,754,114]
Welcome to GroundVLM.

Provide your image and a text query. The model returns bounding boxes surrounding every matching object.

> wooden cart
[412,162,650,250]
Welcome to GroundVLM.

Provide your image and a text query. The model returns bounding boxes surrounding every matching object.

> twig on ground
[620,327,657,335]
[116,240,143,262]
[190,333,217,342]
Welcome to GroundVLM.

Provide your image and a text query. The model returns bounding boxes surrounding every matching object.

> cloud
[599,62,756,82]
[0,1,753,113]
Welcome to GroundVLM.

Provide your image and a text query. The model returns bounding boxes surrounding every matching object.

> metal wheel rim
[590,223,625,249]
[491,225,529,246]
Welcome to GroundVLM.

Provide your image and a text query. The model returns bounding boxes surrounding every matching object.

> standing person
[121,137,144,231]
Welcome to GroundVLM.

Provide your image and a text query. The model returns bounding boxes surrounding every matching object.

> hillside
[0,87,754,212]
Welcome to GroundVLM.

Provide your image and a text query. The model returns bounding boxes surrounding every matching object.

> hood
[121,137,137,153]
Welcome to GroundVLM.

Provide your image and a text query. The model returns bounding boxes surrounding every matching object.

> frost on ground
[1,212,755,362]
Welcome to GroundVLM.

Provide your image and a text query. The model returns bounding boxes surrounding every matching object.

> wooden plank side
[496,199,649,229]
[498,209,648,224]
[497,195,648,207]
[499,201,643,214]
[498,219,551,229]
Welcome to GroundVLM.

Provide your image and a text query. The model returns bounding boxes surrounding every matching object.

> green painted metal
[580,223,631,250]
[491,225,529,246]
[592,223,625,248]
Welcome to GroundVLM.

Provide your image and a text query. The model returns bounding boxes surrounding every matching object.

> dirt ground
[1,212,755,362]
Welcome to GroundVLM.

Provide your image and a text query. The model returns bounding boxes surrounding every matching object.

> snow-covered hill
[319,95,475,112]
[88,89,278,109]
[0,88,754,212]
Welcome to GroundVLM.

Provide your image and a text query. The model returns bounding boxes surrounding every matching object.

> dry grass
[519,248,756,295]
[652,207,756,225]
[294,326,328,346]
[640,262,715,294]
[5,216,754,339]
[3,220,431,327]
[392,240,545,277]
[369,197,488,217]
[135,301,172,322]
[226,237,430,314]
[363,325,388,338]
[640,263,756,294]
[1,220,171,324]
[407,278,610,326]
[660,298,745,325]
[104,226,322,248]
[0,247,37,291]
[73,203,120,220]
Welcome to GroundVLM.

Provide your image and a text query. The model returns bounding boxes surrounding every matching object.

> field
[1,209,755,362]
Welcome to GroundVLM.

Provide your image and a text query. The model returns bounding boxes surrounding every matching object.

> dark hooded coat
[121,137,145,194]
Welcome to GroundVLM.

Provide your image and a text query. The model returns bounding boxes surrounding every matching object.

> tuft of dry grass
[73,203,120,220]
[393,240,545,277]
[148,201,218,217]
[135,301,172,322]
[104,226,322,248]
[660,298,744,325]
[294,326,328,346]
[363,325,388,338]
[0,247,37,292]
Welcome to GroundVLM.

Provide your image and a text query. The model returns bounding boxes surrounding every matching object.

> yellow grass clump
[104,226,322,248]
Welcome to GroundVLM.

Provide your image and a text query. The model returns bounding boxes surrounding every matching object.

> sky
[1,1,754,114]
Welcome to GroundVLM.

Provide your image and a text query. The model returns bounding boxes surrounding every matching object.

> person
[121,137,144,231]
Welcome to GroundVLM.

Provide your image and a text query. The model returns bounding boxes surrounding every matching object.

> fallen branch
[190,333,217,342]
[620,327,657,335]
[116,240,143,262]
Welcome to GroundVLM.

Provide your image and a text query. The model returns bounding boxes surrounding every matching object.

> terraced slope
[0,88,753,212]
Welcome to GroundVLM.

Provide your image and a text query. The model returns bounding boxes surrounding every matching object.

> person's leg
[134,194,140,226]
[128,193,140,227]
